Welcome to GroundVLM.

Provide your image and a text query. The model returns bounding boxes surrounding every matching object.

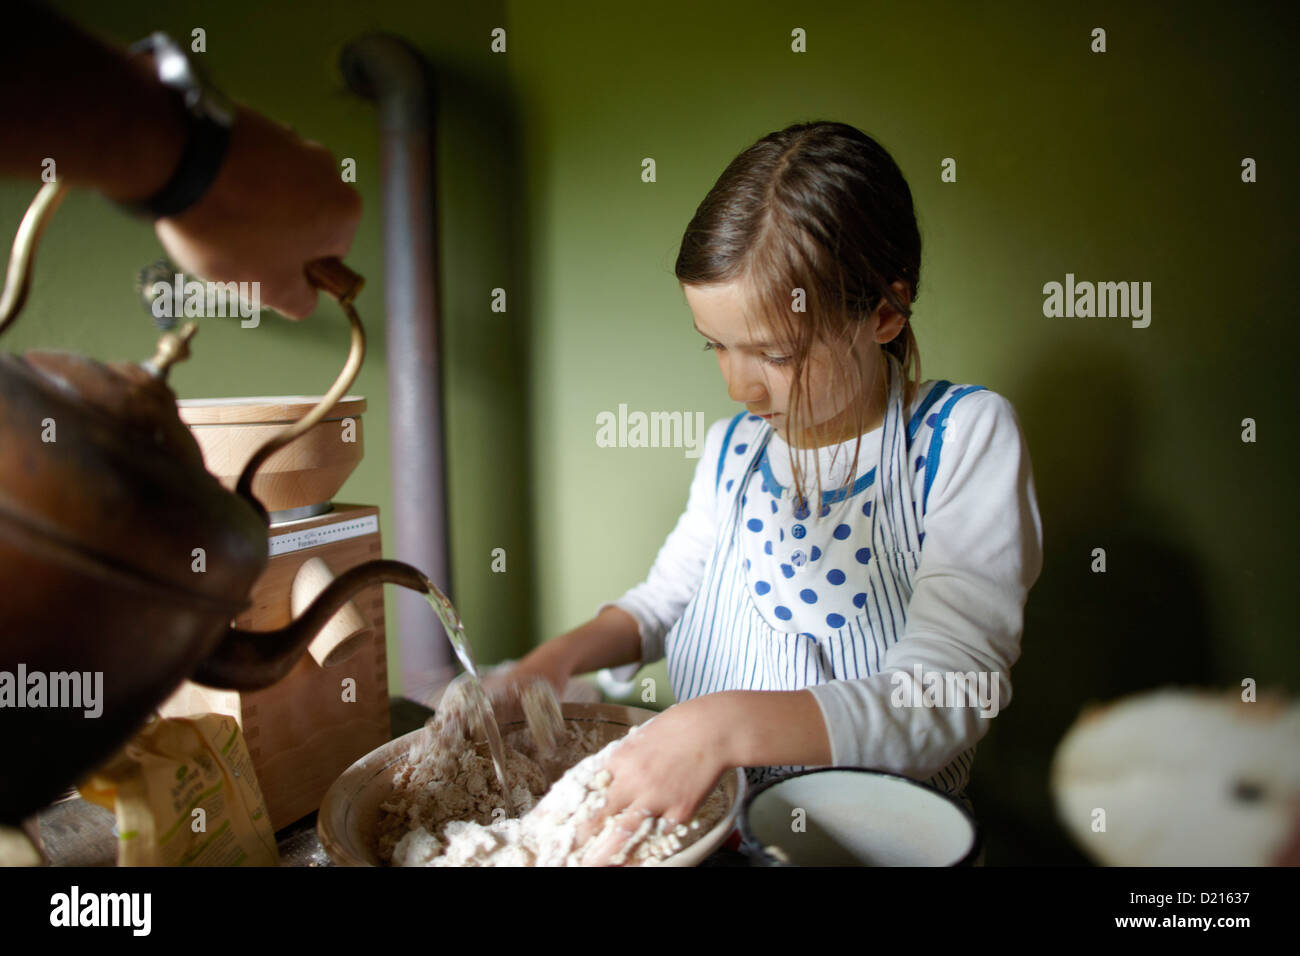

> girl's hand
[577,695,732,866]
[476,652,572,726]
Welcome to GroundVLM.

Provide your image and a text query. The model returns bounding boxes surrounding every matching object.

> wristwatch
[118,31,235,219]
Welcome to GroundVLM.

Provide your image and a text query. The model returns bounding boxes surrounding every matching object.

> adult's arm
[0,2,361,318]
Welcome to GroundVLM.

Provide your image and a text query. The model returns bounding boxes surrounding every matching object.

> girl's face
[683,279,908,448]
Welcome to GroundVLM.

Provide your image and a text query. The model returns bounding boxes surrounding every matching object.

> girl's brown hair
[675,121,922,512]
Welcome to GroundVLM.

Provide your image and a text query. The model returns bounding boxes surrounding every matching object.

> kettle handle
[234,257,367,512]
[304,257,364,305]
[0,181,68,338]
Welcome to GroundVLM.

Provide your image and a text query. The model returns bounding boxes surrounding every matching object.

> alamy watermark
[889,664,1001,718]
[50,886,150,936]
[595,404,706,459]
[150,273,262,328]
[0,664,103,718]
[1042,273,1151,329]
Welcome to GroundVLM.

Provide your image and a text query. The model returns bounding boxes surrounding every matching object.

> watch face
[148,32,235,127]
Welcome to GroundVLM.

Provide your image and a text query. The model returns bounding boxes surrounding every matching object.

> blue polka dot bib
[715,375,963,636]
[738,461,880,633]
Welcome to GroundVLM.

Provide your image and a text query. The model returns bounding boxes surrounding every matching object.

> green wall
[7,0,1295,864]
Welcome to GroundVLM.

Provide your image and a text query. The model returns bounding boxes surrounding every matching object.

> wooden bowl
[317,701,745,867]
[177,396,366,513]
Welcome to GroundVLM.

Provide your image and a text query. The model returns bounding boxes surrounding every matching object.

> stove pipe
[339,34,452,700]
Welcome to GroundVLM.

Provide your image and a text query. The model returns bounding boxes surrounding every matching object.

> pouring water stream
[421,580,512,794]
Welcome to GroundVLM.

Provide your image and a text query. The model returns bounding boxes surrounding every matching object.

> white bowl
[318,701,744,866]
[739,768,980,866]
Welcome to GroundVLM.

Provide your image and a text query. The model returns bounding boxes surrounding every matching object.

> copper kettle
[0,182,433,823]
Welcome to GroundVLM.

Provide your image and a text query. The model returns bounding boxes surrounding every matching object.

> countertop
[36,696,752,867]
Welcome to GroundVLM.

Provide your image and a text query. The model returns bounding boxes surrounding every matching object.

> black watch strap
[118,32,234,220]
[119,106,231,219]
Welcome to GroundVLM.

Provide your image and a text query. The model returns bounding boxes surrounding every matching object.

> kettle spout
[192,559,430,691]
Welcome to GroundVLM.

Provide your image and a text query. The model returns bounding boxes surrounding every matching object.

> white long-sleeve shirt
[597,378,1043,784]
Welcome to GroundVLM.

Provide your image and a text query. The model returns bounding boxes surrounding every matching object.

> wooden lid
[176,395,367,425]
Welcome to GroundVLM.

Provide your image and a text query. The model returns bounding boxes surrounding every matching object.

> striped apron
[664,352,985,806]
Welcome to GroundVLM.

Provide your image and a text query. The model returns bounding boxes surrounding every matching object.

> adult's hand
[153,105,361,319]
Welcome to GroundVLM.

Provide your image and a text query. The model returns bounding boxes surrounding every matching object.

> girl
[500,120,1043,863]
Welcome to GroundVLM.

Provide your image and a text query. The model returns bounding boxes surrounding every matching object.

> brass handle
[0,181,68,338]
[304,257,364,305]
[234,257,367,511]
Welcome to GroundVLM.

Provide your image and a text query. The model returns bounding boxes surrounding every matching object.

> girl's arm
[694,689,832,768]
[484,605,641,716]
[516,605,644,687]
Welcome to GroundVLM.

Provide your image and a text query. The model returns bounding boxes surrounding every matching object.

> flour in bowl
[374,688,730,866]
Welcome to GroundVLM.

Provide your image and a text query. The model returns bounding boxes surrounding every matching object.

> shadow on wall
[967,344,1217,865]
